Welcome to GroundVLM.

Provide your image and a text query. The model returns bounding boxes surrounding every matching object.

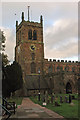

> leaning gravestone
[45,91,48,103]
[60,96,63,103]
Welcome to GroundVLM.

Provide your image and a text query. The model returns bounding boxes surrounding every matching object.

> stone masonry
[15,12,80,96]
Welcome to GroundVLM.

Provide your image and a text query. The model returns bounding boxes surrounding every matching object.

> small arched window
[33,30,37,40]
[48,65,53,73]
[31,62,36,73]
[28,29,32,40]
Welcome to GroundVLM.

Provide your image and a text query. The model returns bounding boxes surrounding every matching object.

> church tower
[15,11,44,94]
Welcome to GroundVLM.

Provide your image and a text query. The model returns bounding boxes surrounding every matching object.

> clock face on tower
[30,44,36,51]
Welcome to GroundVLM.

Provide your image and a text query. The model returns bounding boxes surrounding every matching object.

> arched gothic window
[31,62,36,73]
[48,65,53,73]
[28,29,32,40]
[33,30,37,40]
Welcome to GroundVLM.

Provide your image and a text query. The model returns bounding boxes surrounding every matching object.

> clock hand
[31,46,35,49]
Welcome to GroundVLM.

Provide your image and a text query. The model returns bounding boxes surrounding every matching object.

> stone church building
[15,12,80,96]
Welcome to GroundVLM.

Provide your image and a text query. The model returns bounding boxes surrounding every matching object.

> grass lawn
[7,97,23,106]
[30,94,78,118]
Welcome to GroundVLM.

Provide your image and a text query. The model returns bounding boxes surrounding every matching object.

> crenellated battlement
[44,58,80,64]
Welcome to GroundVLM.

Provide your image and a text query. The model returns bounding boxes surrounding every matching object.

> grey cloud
[45,19,78,49]
[45,42,78,59]
[44,19,78,60]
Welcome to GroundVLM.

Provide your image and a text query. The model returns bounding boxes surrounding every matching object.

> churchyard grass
[46,99,78,118]
[30,94,78,118]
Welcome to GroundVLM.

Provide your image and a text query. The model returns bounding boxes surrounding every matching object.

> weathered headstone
[43,94,45,102]
[42,91,46,106]
[51,95,53,104]
[69,94,72,103]
[47,96,50,104]
[60,96,63,103]
[33,91,36,97]
[53,95,54,100]
[72,95,75,100]
[52,93,55,100]
[65,96,68,103]
[55,102,60,106]
[41,94,44,102]
[45,91,48,103]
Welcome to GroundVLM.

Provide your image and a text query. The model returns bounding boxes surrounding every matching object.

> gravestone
[65,96,68,103]
[42,91,47,106]
[55,102,60,106]
[51,95,53,104]
[72,95,76,100]
[45,91,48,103]
[53,95,54,100]
[42,94,44,102]
[52,93,55,100]
[60,96,63,103]
[43,94,45,102]
[69,94,72,103]
[33,91,36,97]
[47,96,50,104]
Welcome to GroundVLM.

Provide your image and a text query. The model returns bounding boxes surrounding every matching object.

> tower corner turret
[40,15,43,27]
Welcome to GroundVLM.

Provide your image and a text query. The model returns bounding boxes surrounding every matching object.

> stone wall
[15,12,79,96]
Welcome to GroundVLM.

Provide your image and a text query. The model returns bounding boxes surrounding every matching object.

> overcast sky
[0,1,79,63]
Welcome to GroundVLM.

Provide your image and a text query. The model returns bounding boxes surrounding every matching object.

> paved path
[11,98,64,119]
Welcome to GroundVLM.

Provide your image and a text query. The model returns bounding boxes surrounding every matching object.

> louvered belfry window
[28,29,32,40]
